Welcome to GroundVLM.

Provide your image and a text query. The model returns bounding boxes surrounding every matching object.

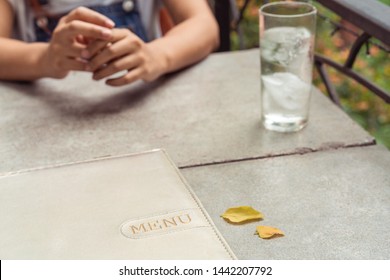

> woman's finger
[105,67,145,87]
[63,6,115,28]
[84,28,133,60]
[85,40,110,59]
[93,54,141,80]
[55,20,113,42]
[88,37,140,71]
[65,41,89,58]
[59,57,88,72]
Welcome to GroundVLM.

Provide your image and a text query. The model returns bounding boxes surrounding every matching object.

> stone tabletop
[182,145,390,260]
[1,49,389,261]
[0,49,374,174]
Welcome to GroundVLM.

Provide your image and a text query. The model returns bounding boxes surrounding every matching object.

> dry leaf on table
[221,206,263,224]
[256,225,284,239]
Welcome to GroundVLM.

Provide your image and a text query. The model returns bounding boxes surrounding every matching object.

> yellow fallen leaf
[221,206,263,224]
[256,226,284,239]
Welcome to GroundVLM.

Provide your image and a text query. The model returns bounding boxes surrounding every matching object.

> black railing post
[314,0,390,104]
[215,0,231,52]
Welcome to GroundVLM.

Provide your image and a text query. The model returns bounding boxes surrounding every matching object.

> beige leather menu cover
[0,150,236,260]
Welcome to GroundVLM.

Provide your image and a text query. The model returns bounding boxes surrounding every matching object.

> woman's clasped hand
[0,0,219,86]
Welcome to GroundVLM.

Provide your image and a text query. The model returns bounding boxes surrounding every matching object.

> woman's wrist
[33,43,51,79]
[145,40,171,80]
[34,42,68,79]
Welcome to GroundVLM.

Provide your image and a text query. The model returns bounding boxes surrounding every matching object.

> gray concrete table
[0,49,374,174]
[1,49,388,260]
[182,145,390,259]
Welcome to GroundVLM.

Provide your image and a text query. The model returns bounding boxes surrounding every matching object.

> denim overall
[34,0,148,42]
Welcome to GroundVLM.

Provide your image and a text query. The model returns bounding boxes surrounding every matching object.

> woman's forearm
[0,38,49,81]
[146,13,219,75]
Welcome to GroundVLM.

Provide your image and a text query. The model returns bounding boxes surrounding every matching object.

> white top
[7,0,162,42]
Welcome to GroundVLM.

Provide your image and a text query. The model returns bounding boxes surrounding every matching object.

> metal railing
[314,0,390,105]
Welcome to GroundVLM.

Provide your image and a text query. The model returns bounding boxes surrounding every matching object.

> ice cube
[261,27,311,67]
[262,72,311,110]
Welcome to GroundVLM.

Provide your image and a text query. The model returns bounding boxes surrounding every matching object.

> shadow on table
[3,77,167,117]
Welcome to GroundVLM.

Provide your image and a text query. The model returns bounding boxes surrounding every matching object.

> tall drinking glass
[259,1,317,132]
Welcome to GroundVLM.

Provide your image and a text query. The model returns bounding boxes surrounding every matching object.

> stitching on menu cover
[163,150,236,260]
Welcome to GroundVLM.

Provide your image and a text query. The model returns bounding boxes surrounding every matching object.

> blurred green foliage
[232,0,390,148]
